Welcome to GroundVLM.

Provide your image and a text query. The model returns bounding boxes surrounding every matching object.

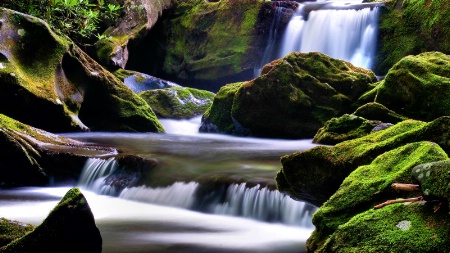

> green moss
[374,52,450,121]
[412,160,450,202]
[313,114,382,145]
[139,87,214,119]
[202,82,243,133]
[163,0,262,81]
[0,219,33,248]
[353,102,407,123]
[317,203,450,253]
[377,0,450,74]
[278,116,450,206]
[313,142,447,232]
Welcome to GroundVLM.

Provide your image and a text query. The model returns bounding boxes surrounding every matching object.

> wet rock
[0,188,102,253]
[372,52,450,122]
[139,87,214,119]
[277,116,450,206]
[313,114,382,145]
[353,102,406,124]
[0,113,115,186]
[201,52,377,138]
[307,141,447,251]
[0,8,164,133]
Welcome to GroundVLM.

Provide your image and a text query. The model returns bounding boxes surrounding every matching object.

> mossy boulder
[377,0,450,74]
[0,113,115,186]
[114,69,180,93]
[95,0,173,69]
[353,102,407,124]
[313,114,382,145]
[277,116,450,206]
[201,52,377,138]
[0,188,102,253]
[0,8,164,133]
[372,52,450,121]
[307,141,448,251]
[314,203,450,253]
[412,160,450,205]
[139,87,214,119]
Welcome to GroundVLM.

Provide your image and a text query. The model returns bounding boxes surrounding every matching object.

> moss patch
[0,219,33,248]
[139,87,215,119]
[376,0,450,74]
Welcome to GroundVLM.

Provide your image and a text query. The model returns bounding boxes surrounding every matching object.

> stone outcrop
[0,113,115,186]
[201,52,377,138]
[0,8,164,133]
[277,116,450,206]
[139,87,214,119]
[0,188,102,253]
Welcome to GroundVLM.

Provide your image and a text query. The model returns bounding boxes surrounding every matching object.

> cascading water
[78,158,316,227]
[260,0,381,71]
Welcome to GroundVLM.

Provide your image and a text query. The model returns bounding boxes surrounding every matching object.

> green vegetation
[377,0,450,74]
[313,114,382,145]
[2,0,121,45]
[139,87,215,119]
[163,0,262,82]
[0,219,33,248]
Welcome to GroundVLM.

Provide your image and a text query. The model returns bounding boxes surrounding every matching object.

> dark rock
[0,188,102,253]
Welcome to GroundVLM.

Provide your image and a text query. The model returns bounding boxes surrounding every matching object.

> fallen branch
[374,196,423,209]
[391,183,420,191]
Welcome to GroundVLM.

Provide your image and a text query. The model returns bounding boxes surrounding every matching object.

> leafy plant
[1,0,122,45]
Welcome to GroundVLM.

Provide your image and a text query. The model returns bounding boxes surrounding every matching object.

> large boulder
[376,0,450,74]
[0,8,164,133]
[0,188,102,253]
[139,87,215,119]
[307,141,448,251]
[372,52,450,121]
[201,52,377,138]
[277,116,450,206]
[0,113,115,186]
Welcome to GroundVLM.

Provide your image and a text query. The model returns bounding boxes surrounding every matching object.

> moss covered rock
[313,114,382,145]
[0,219,33,248]
[0,8,164,133]
[0,113,115,186]
[377,0,450,74]
[315,203,450,253]
[412,160,450,204]
[307,141,448,251]
[0,188,102,253]
[201,52,377,138]
[372,52,450,122]
[277,116,450,206]
[114,69,180,93]
[353,102,407,124]
[139,87,214,119]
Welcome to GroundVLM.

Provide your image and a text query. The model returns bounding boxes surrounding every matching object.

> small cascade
[78,158,315,227]
[211,183,315,227]
[254,6,284,77]
[118,182,199,209]
[78,158,119,195]
[278,2,380,70]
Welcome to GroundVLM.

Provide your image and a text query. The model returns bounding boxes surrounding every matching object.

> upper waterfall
[259,0,381,72]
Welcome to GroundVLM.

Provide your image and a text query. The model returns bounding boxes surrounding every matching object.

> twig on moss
[374,196,423,209]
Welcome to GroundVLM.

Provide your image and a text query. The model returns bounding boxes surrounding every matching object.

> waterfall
[212,183,315,228]
[78,158,316,227]
[254,6,284,77]
[278,2,380,70]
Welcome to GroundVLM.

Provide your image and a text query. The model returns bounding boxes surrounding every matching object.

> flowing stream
[0,117,319,252]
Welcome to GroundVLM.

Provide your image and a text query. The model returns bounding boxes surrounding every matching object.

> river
[0,117,319,252]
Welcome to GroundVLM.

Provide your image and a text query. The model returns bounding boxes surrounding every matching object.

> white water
[78,158,316,227]
[272,1,380,70]
[0,187,312,253]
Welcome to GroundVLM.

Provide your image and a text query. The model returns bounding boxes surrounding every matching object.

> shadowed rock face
[0,8,164,133]
[201,52,377,139]
[0,188,102,253]
[0,113,116,186]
